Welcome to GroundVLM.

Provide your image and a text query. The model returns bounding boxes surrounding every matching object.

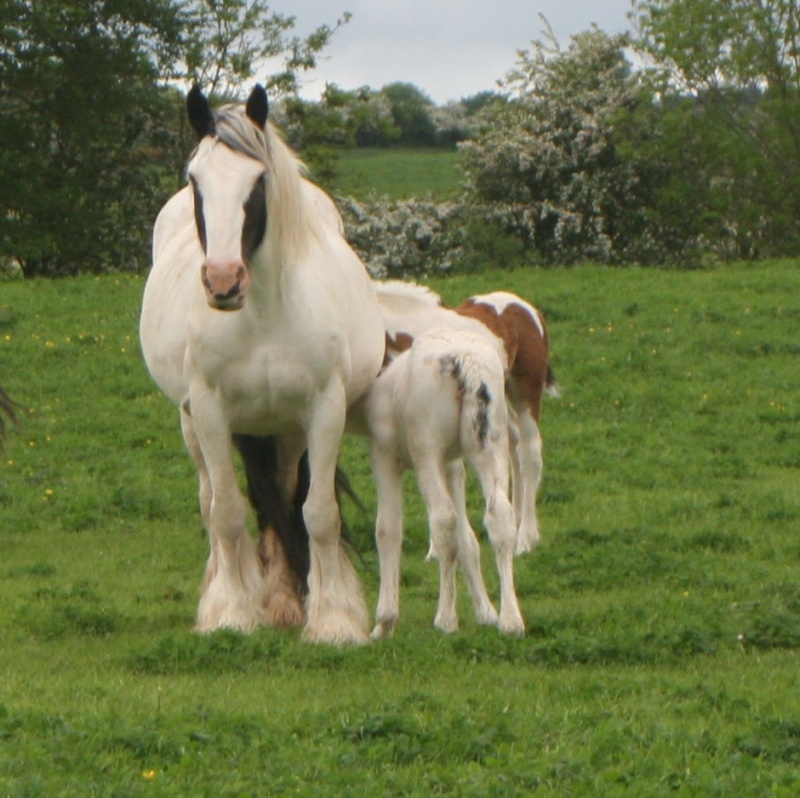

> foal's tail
[544,365,561,399]
[441,352,502,454]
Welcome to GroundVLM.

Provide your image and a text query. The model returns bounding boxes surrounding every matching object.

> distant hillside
[321,148,463,201]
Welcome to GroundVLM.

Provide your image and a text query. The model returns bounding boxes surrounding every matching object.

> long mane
[204,103,322,261]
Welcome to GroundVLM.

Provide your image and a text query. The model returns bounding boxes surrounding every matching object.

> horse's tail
[544,365,561,398]
[440,352,502,455]
[232,434,362,593]
[233,434,310,595]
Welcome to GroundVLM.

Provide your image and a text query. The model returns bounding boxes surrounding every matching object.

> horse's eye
[242,177,267,261]
[190,177,207,253]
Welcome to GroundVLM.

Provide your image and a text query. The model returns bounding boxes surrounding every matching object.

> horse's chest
[190,335,326,430]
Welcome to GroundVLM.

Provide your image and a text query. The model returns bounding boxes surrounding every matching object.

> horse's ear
[246,84,269,130]
[187,84,215,139]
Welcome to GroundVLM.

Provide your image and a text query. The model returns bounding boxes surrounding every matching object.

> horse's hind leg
[415,457,460,634]
[446,460,498,627]
[469,446,525,637]
[302,389,369,645]
[513,404,544,555]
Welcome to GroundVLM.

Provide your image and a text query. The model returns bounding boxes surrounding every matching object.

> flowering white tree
[460,27,659,264]
[338,195,466,278]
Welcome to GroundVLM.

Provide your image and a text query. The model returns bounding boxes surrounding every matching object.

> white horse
[139,85,385,645]
[364,327,524,638]
[376,281,557,555]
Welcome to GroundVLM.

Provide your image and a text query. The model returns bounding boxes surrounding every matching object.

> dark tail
[233,434,311,592]
[232,434,364,591]
[544,365,560,398]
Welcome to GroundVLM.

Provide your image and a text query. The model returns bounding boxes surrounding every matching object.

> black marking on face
[190,177,207,253]
[242,175,267,263]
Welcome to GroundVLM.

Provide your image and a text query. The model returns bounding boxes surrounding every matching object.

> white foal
[376,281,558,555]
[365,327,525,639]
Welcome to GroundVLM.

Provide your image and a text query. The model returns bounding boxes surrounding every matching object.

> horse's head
[186,85,270,311]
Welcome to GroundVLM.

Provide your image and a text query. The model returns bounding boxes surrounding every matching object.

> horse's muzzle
[202,261,250,311]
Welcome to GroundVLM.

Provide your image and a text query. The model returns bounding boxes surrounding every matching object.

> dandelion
[142,770,157,781]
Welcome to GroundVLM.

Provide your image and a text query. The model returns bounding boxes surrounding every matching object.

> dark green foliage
[0,0,185,277]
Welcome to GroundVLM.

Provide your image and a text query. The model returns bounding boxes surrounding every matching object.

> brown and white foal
[376,281,557,556]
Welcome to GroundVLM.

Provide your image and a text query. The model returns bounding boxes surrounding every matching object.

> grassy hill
[0,261,799,794]
[321,147,463,201]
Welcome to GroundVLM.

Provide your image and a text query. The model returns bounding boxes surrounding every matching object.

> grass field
[1,260,799,795]
[323,147,463,201]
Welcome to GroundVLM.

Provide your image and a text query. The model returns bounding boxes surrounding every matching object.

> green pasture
[323,147,463,200]
[0,260,799,796]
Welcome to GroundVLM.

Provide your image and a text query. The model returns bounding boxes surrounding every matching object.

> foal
[365,327,525,639]
[377,281,557,555]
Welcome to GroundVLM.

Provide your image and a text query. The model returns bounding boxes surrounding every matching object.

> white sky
[270,1,635,104]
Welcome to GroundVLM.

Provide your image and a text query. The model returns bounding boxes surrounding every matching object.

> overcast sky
[270,1,635,105]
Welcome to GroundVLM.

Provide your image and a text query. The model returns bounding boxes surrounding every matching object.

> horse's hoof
[264,594,306,628]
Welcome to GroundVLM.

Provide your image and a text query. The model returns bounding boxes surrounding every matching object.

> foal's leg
[507,407,524,530]
[513,405,544,555]
[187,397,265,633]
[446,460,498,626]
[468,446,525,636]
[302,387,369,645]
[415,457,460,634]
[370,446,405,640]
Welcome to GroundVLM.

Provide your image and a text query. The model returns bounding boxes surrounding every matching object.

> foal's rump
[402,329,508,462]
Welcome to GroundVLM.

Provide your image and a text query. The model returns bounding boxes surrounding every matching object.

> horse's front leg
[190,391,264,633]
[302,386,369,645]
[370,444,405,640]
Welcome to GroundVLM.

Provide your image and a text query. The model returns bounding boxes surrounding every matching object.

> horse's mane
[374,280,444,308]
[207,103,321,260]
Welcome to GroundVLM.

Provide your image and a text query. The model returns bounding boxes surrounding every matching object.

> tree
[0,0,184,276]
[0,0,347,277]
[460,28,660,264]
[633,0,800,257]
[180,1,350,100]
[381,83,438,146]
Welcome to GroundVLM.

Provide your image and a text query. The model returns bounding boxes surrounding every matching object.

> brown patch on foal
[383,330,415,366]
[454,299,550,421]
[258,526,307,628]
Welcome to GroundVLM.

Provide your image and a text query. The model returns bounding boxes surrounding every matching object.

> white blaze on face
[188,140,266,309]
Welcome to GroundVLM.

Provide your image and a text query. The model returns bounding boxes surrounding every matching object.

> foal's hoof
[515,526,540,555]
[498,616,526,637]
